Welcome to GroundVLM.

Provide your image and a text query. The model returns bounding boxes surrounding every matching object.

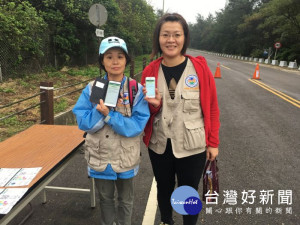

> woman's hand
[206,146,219,161]
[96,99,109,116]
[143,86,162,108]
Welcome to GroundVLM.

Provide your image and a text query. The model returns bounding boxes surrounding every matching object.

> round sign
[274,42,281,49]
[171,186,202,215]
[88,4,107,27]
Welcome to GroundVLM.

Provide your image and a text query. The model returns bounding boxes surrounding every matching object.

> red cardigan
[141,55,220,148]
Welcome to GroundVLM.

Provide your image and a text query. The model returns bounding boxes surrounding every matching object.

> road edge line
[142,177,157,225]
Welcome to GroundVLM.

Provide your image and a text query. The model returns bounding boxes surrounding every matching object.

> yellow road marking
[221,65,231,70]
[254,79,300,104]
[248,79,300,108]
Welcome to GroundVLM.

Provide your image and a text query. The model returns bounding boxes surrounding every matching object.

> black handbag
[202,159,219,202]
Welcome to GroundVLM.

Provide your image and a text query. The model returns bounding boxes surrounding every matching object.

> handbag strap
[211,159,216,174]
[211,159,219,193]
[203,160,211,176]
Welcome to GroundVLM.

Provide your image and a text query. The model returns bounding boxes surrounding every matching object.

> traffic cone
[214,63,222,78]
[252,63,260,80]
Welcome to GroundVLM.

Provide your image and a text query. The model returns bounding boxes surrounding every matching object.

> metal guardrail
[0,92,45,110]
[0,92,46,122]
[0,57,148,124]
[0,78,93,124]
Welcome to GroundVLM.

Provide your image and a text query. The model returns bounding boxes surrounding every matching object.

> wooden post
[143,57,146,70]
[40,82,54,124]
[130,60,135,78]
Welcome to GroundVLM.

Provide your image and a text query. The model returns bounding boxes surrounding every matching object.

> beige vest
[149,59,206,158]
[84,77,141,173]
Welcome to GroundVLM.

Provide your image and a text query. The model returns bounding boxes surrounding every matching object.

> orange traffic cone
[252,63,260,80]
[214,63,222,78]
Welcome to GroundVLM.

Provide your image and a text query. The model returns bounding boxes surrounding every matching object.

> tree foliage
[242,0,300,61]
[0,0,156,71]
[2,0,298,76]
[0,0,47,62]
[115,0,157,56]
[190,0,300,62]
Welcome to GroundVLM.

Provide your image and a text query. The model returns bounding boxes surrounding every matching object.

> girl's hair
[151,13,190,59]
[98,48,131,72]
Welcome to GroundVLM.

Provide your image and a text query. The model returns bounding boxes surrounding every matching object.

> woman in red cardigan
[141,13,220,225]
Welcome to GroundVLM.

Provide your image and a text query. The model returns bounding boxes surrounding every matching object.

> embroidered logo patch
[185,75,198,88]
[122,92,129,105]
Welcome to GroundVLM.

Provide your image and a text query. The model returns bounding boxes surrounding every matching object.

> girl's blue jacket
[72,75,150,179]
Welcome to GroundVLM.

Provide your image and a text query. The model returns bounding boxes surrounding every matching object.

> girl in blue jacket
[73,36,150,225]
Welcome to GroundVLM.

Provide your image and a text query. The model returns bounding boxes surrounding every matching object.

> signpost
[274,42,281,49]
[95,29,104,38]
[274,42,281,60]
[88,4,107,27]
[88,4,107,74]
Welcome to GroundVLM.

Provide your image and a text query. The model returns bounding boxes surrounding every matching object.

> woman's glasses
[160,33,183,39]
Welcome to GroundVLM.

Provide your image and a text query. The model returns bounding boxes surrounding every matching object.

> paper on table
[0,168,21,187]
[0,167,42,187]
[0,188,28,214]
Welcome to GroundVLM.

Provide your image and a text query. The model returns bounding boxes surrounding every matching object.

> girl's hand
[96,99,109,116]
[143,86,162,108]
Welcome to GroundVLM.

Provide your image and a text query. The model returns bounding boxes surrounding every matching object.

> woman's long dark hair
[151,13,190,59]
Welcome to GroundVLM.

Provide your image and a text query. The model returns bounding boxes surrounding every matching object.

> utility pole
[162,0,165,14]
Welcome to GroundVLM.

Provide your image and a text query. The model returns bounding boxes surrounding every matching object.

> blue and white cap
[99,36,128,55]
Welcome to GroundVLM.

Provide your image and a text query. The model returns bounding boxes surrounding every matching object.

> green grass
[0,122,35,142]
[18,79,35,89]
[67,66,99,77]
[0,115,35,142]
[43,66,57,73]
[0,87,15,93]
[54,98,68,114]
[48,71,67,78]
[23,74,39,81]
[0,115,19,126]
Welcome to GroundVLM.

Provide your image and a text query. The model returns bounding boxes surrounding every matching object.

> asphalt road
[189,49,300,225]
[3,49,300,225]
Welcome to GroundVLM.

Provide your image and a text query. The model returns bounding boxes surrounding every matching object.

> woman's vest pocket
[182,91,200,112]
[183,119,206,150]
[150,117,160,144]
[119,137,140,168]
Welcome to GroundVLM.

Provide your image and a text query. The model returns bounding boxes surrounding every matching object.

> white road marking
[142,177,158,225]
